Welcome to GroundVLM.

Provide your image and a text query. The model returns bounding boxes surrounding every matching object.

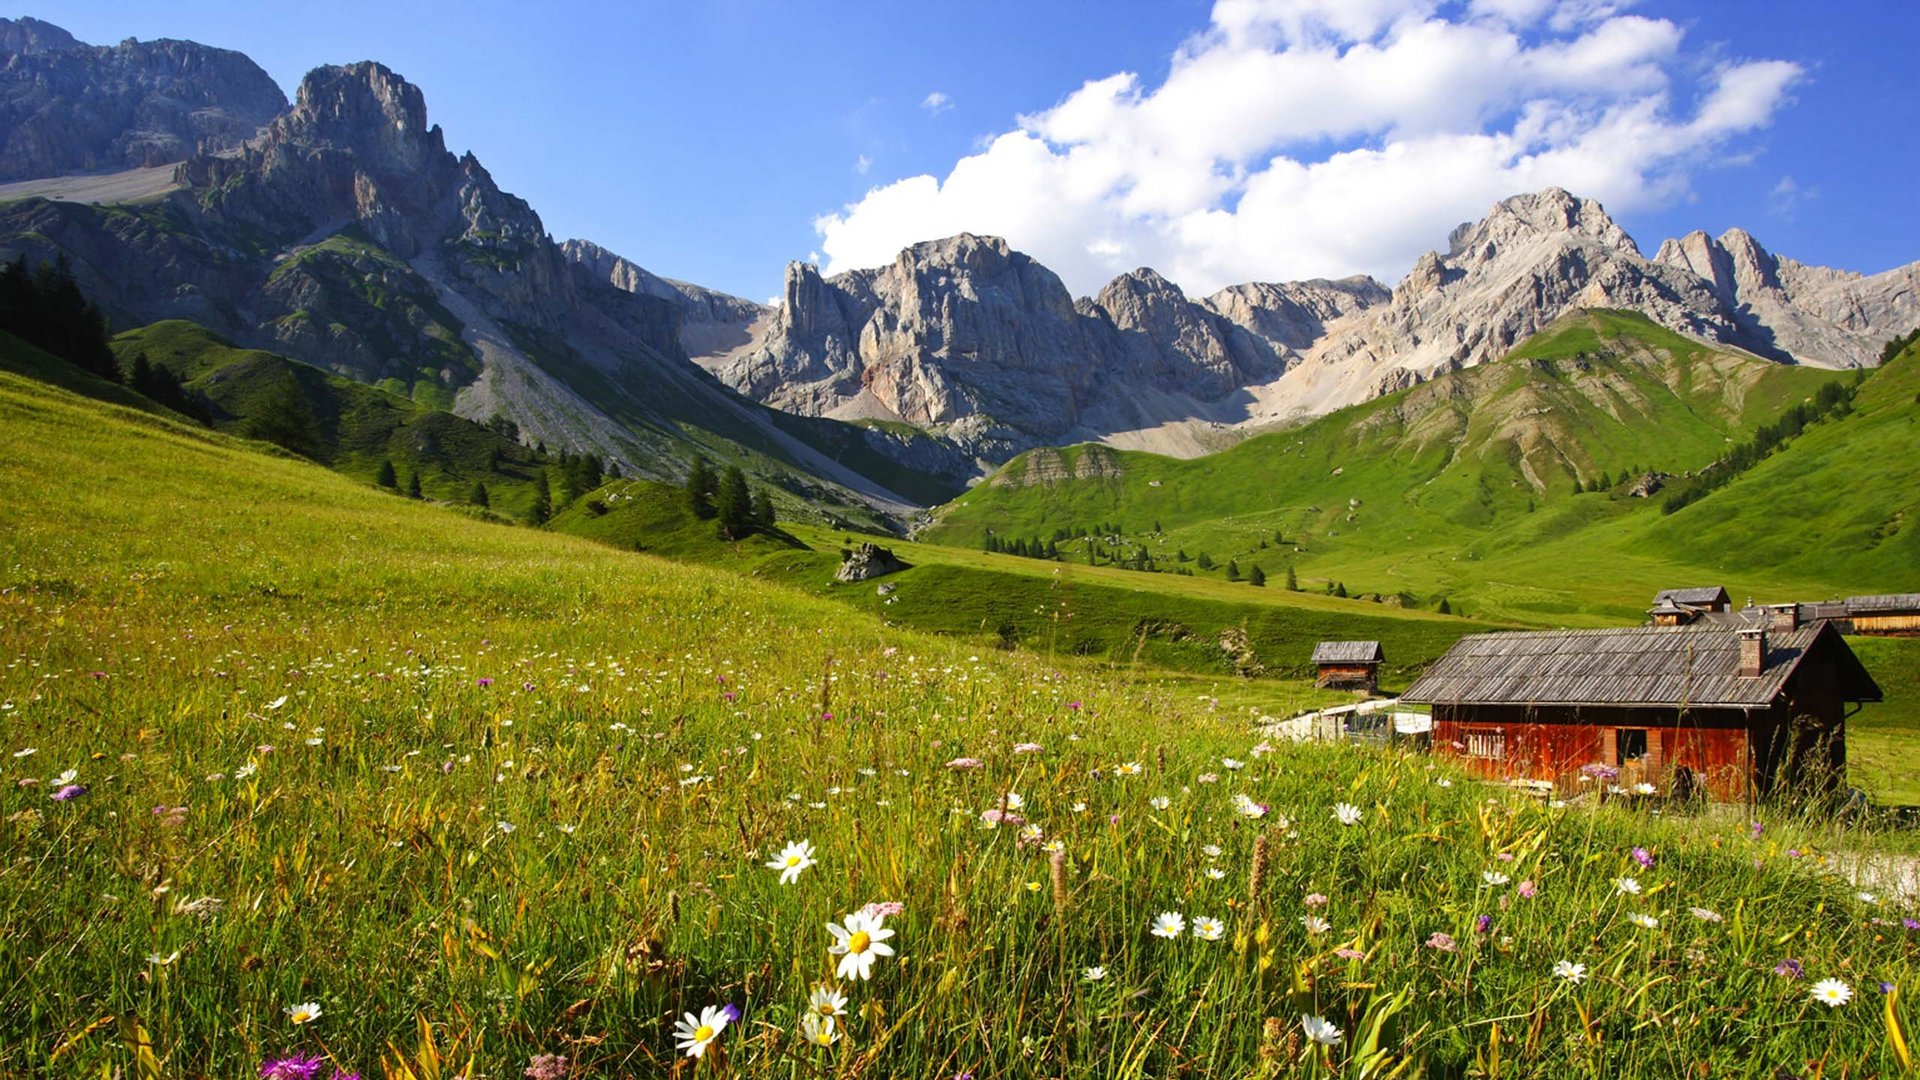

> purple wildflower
[1426,932,1457,953]
[260,1055,327,1080]
[1774,958,1804,980]
[821,711,833,722]
[1632,847,1654,868]
[476,678,493,688]
[524,1056,569,1080]
[721,1003,743,1025]
[1517,880,1537,899]
[1750,820,1764,839]
[1476,914,1493,935]
[1882,982,1898,994]
[1904,919,1920,932]
[1579,763,1620,781]
[50,784,87,801]
[1066,701,1082,711]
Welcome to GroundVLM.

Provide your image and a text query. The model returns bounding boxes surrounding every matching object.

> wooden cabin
[1403,621,1881,803]
[1314,640,1384,693]
[1648,586,1732,626]
[1845,594,1920,637]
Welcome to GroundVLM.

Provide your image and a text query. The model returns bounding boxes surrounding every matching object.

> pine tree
[1226,559,1242,582]
[684,456,717,519]
[1285,564,1299,591]
[1437,597,1452,615]
[376,459,398,489]
[470,481,490,508]
[531,469,552,525]
[1196,552,1214,570]
[1334,582,1348,598]
[752,489,776,530]
[1248,564,1266,587]
[407,471,423,499]
[716,464,753,539]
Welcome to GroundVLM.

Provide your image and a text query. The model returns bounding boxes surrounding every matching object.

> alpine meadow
[3,5,1919,1078]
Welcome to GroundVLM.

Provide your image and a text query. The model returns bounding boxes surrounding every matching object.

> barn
[1845,593,1920,637]
[1403,619,1881,803]
[1313,640,1385,693]
[1647,586,1733,627]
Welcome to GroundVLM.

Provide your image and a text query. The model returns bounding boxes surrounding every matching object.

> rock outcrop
[0,18,285,180]
[835,542,910,582]
[715,234,1390,465]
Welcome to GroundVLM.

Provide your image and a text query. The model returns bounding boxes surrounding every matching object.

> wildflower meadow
[2,372,1917,1077]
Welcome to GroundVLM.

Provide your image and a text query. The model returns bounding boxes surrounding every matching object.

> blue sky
[48,1,1920,302]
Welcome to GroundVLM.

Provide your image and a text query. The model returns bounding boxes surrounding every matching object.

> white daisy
[1082,965,1108,981]
[800,1011,839,1046]
[1150,911,1186,939]
[1810,978,1852,1007]
[766,840,817,885]
[807,983,848,1019]
[1301,1014,1343,1046]
[1192,916,1226,941]
[1628,912,1659,929]
[1553,960,1586,983]
[673,1004,730,1057]
[1299,915,1331,936]
[1482,870,1510,887]
[826,909,896,981]
[1613,876,1642,895]
[1204,866,1226,881]
[1334,802,1363,826]
[284,1001,322,1025]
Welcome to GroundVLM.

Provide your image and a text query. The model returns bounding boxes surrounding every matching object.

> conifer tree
[407,471,423,499]
[531,469,552,524]
[684,456,717,519]
[752,489,776,530]
[376,459,398,489]
[1226,559,1241,582]
[1196,552,1214,570]
[716,464,753,539]
[1248,564,1266,587]
[470,481,489,508]
[1285,564,1299,591]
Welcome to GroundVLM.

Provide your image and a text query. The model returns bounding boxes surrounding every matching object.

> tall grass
[2,371,1916,1077]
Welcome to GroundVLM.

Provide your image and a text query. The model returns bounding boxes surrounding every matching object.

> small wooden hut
[1313,640,1384,693]
[1403,621,1880,802]
[1647,586,1732,626]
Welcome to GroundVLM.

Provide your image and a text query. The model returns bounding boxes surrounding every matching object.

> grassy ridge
[109,320,555,518]
[924,310,1889,625]
[3,355,1919,1077]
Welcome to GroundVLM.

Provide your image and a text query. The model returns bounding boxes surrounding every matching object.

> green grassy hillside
[4,331,1919,1077]
[110,320,562,519]
[926,310,1883,624]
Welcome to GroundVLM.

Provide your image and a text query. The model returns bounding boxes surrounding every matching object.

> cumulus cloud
[920,91,953,115]
[816,0,1802,297]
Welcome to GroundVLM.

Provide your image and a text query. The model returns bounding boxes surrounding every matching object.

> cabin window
[1617,729,1648,763]
[1464,729,1506,760]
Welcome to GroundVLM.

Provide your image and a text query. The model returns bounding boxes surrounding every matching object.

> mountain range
[0,15,1914,520]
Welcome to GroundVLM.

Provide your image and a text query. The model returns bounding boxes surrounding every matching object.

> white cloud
[920,91,952,115]
[816,0,1801,297]
[854,154,872,175]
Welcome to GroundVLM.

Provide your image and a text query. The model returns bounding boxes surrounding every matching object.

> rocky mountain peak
[280,62,445,178]
[1454,187,1640,263]
[0,15,81,54]
[897,232,1014,273]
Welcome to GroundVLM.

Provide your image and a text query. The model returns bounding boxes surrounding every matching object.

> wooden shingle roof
[1654,586,1730,608]
[1313,640,1384,665]
[1848,593,1920,613]
[1402,622,1880,708]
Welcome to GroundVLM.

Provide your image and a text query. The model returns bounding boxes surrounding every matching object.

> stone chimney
[1766,603,1801,632]
[1738,626,1768,677]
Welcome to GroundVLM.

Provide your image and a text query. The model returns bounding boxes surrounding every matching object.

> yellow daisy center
[786,855,802,867]
[693,1024,715,1042]
[814,1030,833,1045]
[816,1002,836,1015]
[848,930,872,954]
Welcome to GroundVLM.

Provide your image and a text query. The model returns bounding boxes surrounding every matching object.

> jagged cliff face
[1268,188,1919,419]
[0,19,285,181]
[560,238,766,359]
[719,188,1917,463]
[716,234,1388,463]
[0,48,927,515]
